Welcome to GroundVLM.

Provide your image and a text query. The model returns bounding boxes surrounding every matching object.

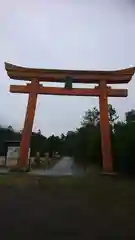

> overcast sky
[0,0,135,136]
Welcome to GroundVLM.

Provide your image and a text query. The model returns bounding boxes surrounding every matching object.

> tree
[108,104,119,124]
[81,105,118,128]
[8,125,14,132]
[81,107,100,127]
[37,129,41,135]
[125,110,135,124]
[60,133,66,140]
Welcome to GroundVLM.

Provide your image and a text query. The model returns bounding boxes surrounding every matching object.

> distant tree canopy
[0,105,135,175]
[63,106,135,175]
[125,109,135,123]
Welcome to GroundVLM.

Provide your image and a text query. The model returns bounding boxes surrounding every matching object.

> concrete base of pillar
[100,171,117,176]
[9,166,30,172]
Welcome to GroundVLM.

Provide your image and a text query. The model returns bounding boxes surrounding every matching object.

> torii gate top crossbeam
[5,62,135,84]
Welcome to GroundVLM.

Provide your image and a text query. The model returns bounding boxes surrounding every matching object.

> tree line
[64,105,135,175]
[0,105,135,175]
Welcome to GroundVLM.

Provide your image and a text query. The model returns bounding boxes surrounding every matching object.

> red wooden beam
[5,62,135,84]
[10,85,128,97]
[7,71,131,84]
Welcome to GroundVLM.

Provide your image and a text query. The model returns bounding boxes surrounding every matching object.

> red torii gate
[5,62,135,172]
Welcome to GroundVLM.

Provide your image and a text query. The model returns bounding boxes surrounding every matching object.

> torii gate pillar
[99,80,113,172]
[19,79,38,168]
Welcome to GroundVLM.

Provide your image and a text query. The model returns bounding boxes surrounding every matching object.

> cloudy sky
[0,0,135,136]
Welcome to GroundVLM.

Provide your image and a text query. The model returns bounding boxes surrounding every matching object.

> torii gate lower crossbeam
[5,62,135,172]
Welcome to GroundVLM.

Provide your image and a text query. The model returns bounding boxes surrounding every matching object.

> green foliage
[108,104,119,124]
[64,106,135,175]
[81,104,118,127]
[125,109,135,123]
[81,107,100,127]
[112,121,135,175]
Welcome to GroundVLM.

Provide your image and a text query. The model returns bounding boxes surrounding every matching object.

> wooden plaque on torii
[5,62,135,172]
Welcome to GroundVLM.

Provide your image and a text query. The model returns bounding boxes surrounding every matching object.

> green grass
[0,171,135,204]
[0,173,135,220]
[0,171,135,192]
[0,172,135,237]
[0,174,82,187]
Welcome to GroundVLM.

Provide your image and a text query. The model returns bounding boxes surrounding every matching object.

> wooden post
[99,80,113,172]
[19,79,39,168]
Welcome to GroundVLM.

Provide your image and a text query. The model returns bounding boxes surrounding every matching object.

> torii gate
[5,62,135,172]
